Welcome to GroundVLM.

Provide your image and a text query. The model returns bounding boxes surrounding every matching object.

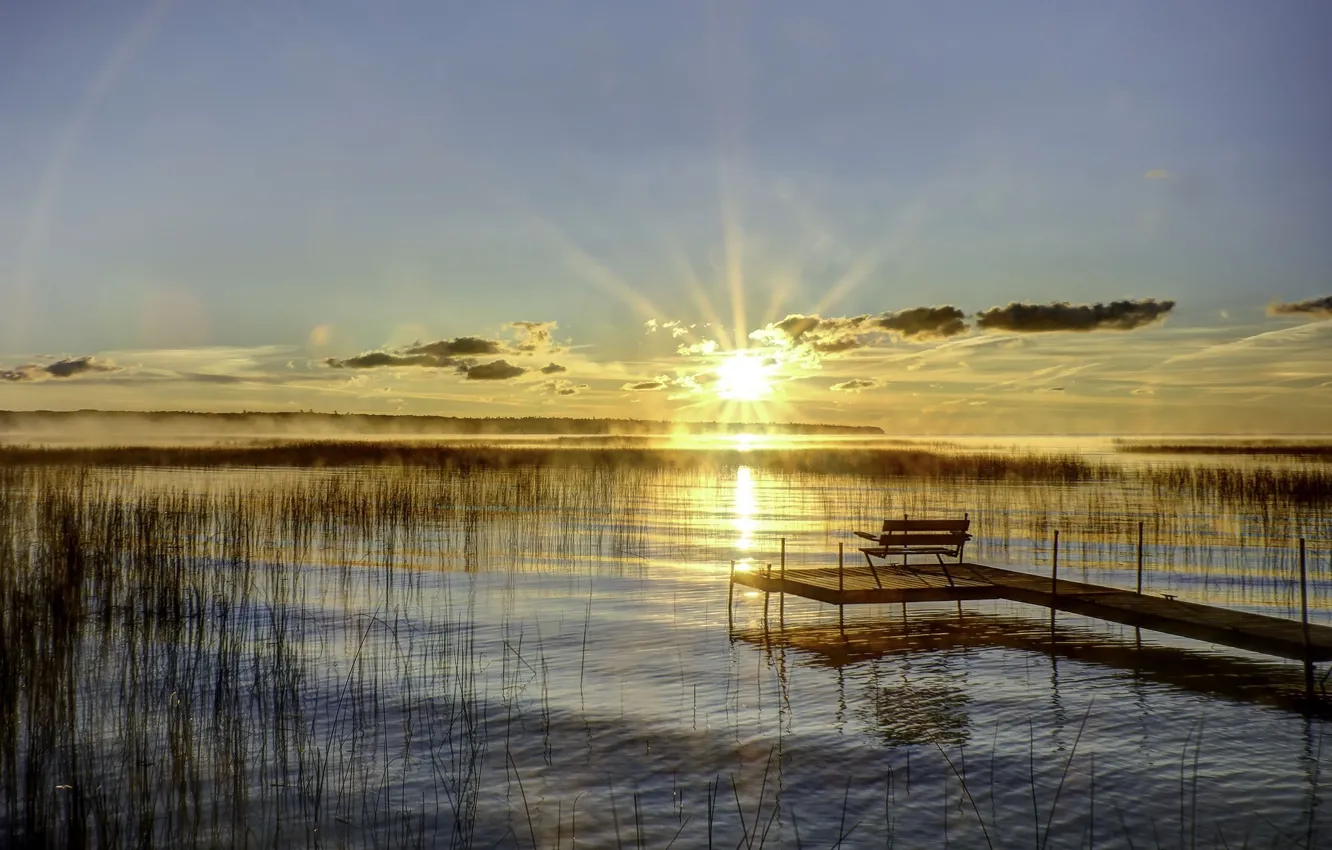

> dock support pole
[1050,530,1060,641]
[838,542,845,630]
[728,560,735,621]
[763,563,771,625]
[1136,521,1144,595]
[779,538,786,624]
[1300,538,1312,696]
[1051,530,1060,599]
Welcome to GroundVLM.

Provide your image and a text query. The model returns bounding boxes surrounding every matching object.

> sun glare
[715,352,772,401]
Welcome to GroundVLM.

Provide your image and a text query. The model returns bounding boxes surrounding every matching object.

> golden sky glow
[1,3,1329,434]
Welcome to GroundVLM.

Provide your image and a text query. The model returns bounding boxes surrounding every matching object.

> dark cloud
[1,356,119,382]
[46,356,118,378]
[409,337,502,358]
[830,378,879,392]
[622,380,668,391]
[540,362,567,374]
[324,324,560,372]
[875,306,968,338]
[752,306,970,357]
[1268,295,1332,319]
[326,352,450,369]
[976,299,1175,333]
[324,337,502,370]
[463,360,526,381]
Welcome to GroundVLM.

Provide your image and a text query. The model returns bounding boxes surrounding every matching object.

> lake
[1,444,1329,847]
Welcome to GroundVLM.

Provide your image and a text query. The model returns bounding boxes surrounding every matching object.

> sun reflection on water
[732,465,757,556]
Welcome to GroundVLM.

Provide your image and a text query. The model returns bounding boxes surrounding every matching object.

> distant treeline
[0,409,883,436]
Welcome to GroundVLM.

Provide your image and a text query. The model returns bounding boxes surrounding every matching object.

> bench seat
[853,517,972,587]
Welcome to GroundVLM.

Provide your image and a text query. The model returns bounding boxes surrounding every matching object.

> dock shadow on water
[0,449,1329,848]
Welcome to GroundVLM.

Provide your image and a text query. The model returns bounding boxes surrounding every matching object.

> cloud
[874,306,969,339]
[326,352,448,369]
[1,356,120,382]
[677,339,719,356]
[509,320,559,352]
[622,379,669,391]
[830,378,879,392]
[325,336,503,370]
[463,360,526,381]
[1143,169,1171,180]
[539,362,567,374]
[976,299,1175,333]
[1131,387,1156,396]
[1268,295,1332,319]
[325,323,561,372]
[667,371,721,394]
[537,379,588,396]
[750,306,970,359]
[411,337,503,358]
[756,314,871,353]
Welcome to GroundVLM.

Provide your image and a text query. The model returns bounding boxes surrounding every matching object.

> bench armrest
[853,531,880,541]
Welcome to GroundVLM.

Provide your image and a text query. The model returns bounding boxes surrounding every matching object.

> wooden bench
[854,516,973,587]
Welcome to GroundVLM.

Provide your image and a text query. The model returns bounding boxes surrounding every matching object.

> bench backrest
[878,517,970,547]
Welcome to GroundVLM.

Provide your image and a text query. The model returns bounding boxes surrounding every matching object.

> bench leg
[862,550,884,589]
[935,552,956,587]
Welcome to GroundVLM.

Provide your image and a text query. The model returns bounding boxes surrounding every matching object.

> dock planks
[730,561,1332,663]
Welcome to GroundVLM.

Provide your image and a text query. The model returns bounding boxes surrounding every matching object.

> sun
[715,352,773,401]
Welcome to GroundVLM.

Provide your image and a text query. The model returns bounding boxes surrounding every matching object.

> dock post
[728,560,735,628]
[1300,538,1312,695]
[838,542,845,630]
[1051,530,1060,599]
[1136,521,1144,595]
[1050,530,1060,640]
[779,538,786,623]
[763,563,771,624]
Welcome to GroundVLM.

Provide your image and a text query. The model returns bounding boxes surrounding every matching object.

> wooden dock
[730,561,1332,664]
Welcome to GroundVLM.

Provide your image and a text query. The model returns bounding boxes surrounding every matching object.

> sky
[1,0,1330,434]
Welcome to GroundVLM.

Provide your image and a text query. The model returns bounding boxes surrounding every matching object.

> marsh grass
[1117,439,1332,459]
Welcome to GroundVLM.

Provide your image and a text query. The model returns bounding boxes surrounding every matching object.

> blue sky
[2,0,1329,432]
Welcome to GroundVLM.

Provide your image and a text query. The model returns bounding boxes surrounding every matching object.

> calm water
[4,461,1331,848]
